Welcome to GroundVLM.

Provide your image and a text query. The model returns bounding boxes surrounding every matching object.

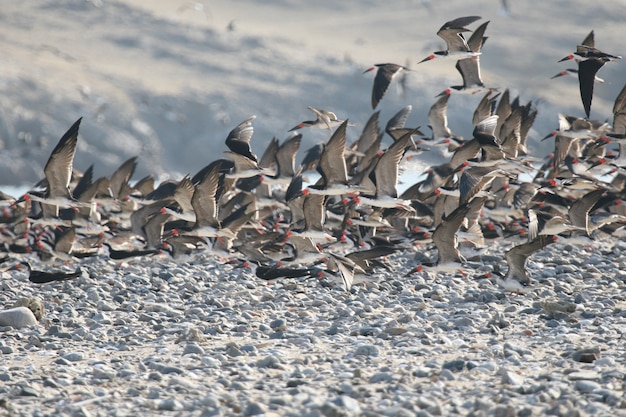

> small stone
[43,378,59,388]
[439,369,455,381]
[1,346,14,354]
[19,386,38,397]
[493,406,517,417]
[442,360,466,372]
[319,402,342,417]
[269,319,287,331]
[0,307,38,329]
[96,301,115,312]
[63,352,85,362]
[369,372,394,383]
[501,369,525,386]
[92,367,116,380]
[183,342,205,356]
[571,347,600,363]
[333,395,361,414]
[568,371,600,381]
[243,401,266,416]
[160,365,185,375]
[158,398,184,411]
[574,380,601,393]
[386,327,408,336]
[257,355,281,369]
[287,379,305,388]
[354,344,380,357]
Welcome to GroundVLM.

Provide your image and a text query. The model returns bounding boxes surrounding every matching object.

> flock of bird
[2,16,626,294]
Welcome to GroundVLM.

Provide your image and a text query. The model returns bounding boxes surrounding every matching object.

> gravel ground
[1,237,626,417]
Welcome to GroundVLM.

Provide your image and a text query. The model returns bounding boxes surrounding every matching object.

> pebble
[574,380,601,393]
[0,307,38,329]
[183,342,205,355]
[158,398,184,411]
[501,369,525,386]
[354,344,380,357]
[571,347,600,363]
[243,401,267,416]
[63,352,85,362]
[567,371,600,381]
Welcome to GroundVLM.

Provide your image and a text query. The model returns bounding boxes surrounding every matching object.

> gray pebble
[501,369,525,386]
[92,367,116,380]
[369,372,394,383]
[568,371,600,381]
[270,318,287,331]
[333,395,361,413]
[19,385,38,397]
[354,344,380,357]
[571,347,600,363]
[439,369,455,381]
[0,307,37,329]
[183,342,205,356]
[442,360,465,372]
[243,401,266,416]
[63,352,85,362]
[158,398,184,411]
[574,380,601,393]
[257,355,282,369]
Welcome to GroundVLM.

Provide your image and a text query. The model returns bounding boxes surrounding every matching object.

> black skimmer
[472,90,499,128]
[559,30,621,63]
[289,107,346,131]
[363,63,408,109]
[253,262,316,282]
[415,162,460,196]
[385,105,424,142]
[102,241,162,260]
[577,57,609,119]
[473,115,505,161]
[225,115,258,163]
[349,111,380,161]
[428,90,454,141]
[263,133,302,185]
[307,120,362,196]
[224,150,274,181]
[128,200,170,249]
[348,113,384,177]
[551,68,605,84]
[532,209,586,237]
[611,83,626,135]
[448,20,491,94]
[290,193,334,242]
[163,176,196,223]
[21,262,82,284]
[187,161,233,239]
[497,235,556,293]
[356,129,417,211]
[282,234,326,266]
[431,196,486,268]
[34,225,80,261]
[568,188,605,237]
[109,156,137,201]
[26,118,87,219]
[419,16,482,63]
[323,253,368,292]
[559,31,620,118]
